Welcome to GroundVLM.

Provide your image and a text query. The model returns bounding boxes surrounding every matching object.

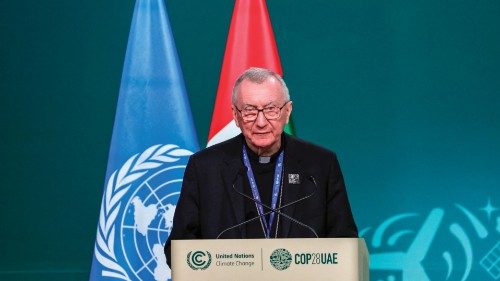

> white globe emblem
[120,165,184,281]
[94,144,192,281]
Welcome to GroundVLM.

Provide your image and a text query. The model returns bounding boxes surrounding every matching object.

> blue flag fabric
[89,0,198,280]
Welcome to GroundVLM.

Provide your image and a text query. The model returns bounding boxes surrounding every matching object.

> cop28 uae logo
[270,248,293,270]
[186,251,212,270]
[94,144,193,281]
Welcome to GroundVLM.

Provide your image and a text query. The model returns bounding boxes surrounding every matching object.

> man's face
[232,77,292,155]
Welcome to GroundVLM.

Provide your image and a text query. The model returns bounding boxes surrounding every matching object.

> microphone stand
[216,175,319,239]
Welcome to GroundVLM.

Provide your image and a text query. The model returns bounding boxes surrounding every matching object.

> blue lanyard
[242,145,284,238]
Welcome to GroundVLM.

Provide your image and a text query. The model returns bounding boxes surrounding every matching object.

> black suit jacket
[164,134,358,266]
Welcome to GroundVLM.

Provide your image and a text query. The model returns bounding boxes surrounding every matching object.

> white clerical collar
[259,156,271,164]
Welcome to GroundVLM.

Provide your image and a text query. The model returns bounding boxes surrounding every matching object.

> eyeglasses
[234,101,290,122]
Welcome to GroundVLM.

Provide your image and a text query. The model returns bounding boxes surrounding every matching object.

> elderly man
[164,67,357,266]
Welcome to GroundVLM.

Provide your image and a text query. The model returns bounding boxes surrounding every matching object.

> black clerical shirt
[242,140,285,238]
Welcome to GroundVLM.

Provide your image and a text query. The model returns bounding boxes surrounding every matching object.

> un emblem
[94,144,193,281]
[270,248,293,270]
[186,251,212,270]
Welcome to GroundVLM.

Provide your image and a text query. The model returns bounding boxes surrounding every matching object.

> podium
[171,238,369,281]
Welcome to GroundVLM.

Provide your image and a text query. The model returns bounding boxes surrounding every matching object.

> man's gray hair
[232,67,290,104]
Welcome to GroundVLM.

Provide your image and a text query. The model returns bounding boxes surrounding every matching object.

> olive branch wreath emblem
[94,144,193,280]
[186,251,212,270]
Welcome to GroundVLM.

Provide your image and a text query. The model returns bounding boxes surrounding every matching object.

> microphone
[216,174,319,239]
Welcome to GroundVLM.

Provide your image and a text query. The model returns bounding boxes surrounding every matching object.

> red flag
[207,0,285,146]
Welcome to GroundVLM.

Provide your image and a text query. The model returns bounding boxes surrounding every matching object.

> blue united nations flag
[89,0,199,280]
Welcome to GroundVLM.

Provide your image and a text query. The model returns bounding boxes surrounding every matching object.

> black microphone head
[307,175,317,186]
[231,166,246,183]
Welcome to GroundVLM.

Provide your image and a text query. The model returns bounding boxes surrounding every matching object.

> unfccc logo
[186,250,212,270]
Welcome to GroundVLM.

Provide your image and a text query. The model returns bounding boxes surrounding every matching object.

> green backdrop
[1,0,499,280]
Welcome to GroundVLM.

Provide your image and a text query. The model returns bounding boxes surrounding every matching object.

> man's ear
[285,101,293,123]
[231,105,241,128]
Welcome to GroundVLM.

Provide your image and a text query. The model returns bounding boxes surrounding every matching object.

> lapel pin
[288,174,300,184]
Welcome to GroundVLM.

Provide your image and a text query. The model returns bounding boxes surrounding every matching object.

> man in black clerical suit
[164,67,358,267]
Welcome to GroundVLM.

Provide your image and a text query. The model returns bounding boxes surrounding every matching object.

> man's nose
[255,111,268,127]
